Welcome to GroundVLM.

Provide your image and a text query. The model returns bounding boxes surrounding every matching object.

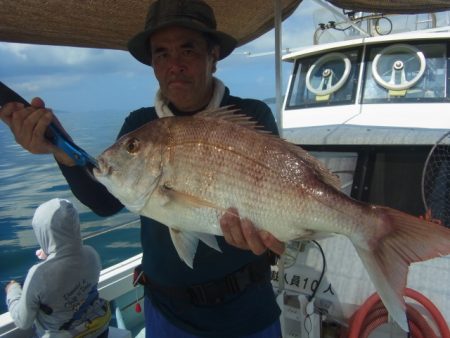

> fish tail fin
[353,206,450,331]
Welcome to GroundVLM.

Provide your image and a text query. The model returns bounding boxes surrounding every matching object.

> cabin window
[362,42,447,103]
[305,145,430,219]
[286,48,360,109]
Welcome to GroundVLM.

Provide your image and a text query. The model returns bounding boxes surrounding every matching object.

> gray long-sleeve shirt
[6,199,103,338]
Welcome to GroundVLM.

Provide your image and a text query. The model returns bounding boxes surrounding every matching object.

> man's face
[150,26,220,112]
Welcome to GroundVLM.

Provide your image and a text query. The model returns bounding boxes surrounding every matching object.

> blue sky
[0,0,323,114]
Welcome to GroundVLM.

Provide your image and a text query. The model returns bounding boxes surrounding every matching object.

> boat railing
[82,218,140,241]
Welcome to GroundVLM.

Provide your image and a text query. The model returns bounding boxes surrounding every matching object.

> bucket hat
[128,0,237,66]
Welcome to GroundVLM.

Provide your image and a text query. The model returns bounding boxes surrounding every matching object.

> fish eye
[126,138,140,154]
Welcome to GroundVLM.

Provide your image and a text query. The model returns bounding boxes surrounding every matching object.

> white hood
[32,198,82,257]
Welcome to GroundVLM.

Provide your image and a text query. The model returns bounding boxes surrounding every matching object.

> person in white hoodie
[5,198,110,338]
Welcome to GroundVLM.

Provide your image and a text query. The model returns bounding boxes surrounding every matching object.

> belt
[135,251,277,306]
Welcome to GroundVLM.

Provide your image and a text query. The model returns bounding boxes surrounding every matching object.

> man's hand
[220,208,285,256]
[0,98,75,166]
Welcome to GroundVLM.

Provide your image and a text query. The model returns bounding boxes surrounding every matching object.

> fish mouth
[93,157,113,178]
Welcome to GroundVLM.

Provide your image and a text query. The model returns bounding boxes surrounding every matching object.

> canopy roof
[0,0,301,50]
[1,1,449,50]
[329,0,450,14]
[0,0,450,50]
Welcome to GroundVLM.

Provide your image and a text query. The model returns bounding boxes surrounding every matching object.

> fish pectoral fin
[293,229,317,240]
[169,229,223,268]
[161,183,226,211]
[193,232,222,253]
[297,231,333,241]
[169,228,199,268]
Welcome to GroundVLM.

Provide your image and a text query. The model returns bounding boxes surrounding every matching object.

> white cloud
[233,0,321,56]
[0,43,89,66]
[15,74,83,94]
[0,43,30,60]
[0,42,139,76]
[51,47,92,65]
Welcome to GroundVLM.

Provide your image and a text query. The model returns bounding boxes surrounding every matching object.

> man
[0,0,284,337]
[5,198,110,338]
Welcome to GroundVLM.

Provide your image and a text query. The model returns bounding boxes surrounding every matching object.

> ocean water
[0,109,142,314]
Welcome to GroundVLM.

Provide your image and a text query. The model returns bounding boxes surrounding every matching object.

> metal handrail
[82,218,140,241]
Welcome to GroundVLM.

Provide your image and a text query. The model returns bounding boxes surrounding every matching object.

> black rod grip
[0,81,30,107]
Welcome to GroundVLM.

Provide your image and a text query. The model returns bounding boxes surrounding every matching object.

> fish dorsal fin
[196,107,340,189]
[284,143,341,190]
[195,106,271,133]
[195,105,241,119]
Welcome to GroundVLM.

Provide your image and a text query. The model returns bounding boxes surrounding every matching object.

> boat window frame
[361,40,450,104]
[285,47,362,110]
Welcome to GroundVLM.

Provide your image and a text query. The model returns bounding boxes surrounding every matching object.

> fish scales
[94,109,450,332]
[171,124,285,220]
[164,116,351,239]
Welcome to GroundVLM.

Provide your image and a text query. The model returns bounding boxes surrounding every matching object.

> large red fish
[94,108,450,331]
